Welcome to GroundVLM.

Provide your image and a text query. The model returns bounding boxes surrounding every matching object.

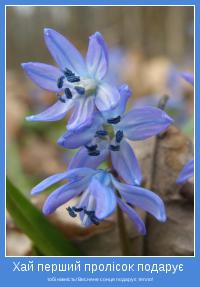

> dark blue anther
[63,68,74,77]
[57,76,65,88]
[64,88,73,99]
[67,75,80,83]
[109,144,120,151]
[57,94,66,103]
[91,216,100,225]
[84,210,99,225]
[75,86,85,95]
[72,207,83,212]
[66,207,77,218]
[88,150,100,156]
[107,116,121,124]
[85,144,98,151]
[116,130,124,143]
[96,130,108,136]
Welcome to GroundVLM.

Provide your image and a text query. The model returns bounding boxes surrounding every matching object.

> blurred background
[6,6,194,256]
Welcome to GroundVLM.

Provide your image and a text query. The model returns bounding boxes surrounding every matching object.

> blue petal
[117,198,146,235]
[21,62,63,92]
[57,112,103,149]
[44,28,86,76]
[111,140,142,185]
[89,177,116,220]
[101,84,131,119]
[26,99,74,122]
[42,181,85,215]
[31,167,96,195]
[31,172,68,195]
[78,193,95,227]
[68,142,109,169]
[95,82,120,112]
[118,106,173,141]
[86,32,108,80]
[176,159,194,184]
[67,96,95,131]
[181,72,194,86]
[112,178,166,222]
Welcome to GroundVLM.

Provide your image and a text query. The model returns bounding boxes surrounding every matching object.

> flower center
[57,68,97,101]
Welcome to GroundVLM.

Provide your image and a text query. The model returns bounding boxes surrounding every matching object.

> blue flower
[181,72,194,86]
[176,159,194,184]
[176,72,194,184]
[58,85,173,185]
[31,168,166,233]
[22,29,121,130]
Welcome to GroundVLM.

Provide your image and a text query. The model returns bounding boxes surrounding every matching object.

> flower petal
[68,143,109,169]
[79,192,95,227]
[86,32,109,80]
[176,159,194,184]
[67,96,95,131]
[112,178,166,222]
[26,99,74,122]
[31,172,68,195]
[31,167,96,195]
[89,177,116,220]
[101,84,131,119]
[117,198,146,235]
[42,181,85,215]
[181,72,194,86]
[95,82,120,112]
[118,106,173,141]
[21,62,63,92]
[111,140,142,185]
[57,112,103,149]
[44,28,86,76]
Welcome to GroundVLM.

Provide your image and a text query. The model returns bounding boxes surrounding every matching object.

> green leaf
[6,177,81,256]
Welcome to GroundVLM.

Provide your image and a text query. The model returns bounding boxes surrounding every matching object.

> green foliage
[6,177,81,256]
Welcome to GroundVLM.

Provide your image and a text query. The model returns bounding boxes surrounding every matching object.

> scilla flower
[176,72,194,184]
[176,159,194,184]
[22,29,121,130]
[58,85,173,185]
[31,168,166,233]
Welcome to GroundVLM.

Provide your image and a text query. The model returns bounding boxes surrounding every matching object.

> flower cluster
[22,29,173,234]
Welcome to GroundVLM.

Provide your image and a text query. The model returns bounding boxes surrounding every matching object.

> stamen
[72,207,83,212]
[91,217,100,225]
[63,68,74,77]
[75,86,85,95]
[57,76,65,88]
[66,206,77,218]
[85,144,98,151]
[116,130,124,143]
[64,88,73,99]
[88,150,100,156]
[109,144,120,151]
[84,210,100,225]
[57,93,66,103]
[96,130,108,136]
[107,116,121,124]
[66,75,80,83]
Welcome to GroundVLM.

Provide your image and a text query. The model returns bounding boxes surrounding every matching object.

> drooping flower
[176,159,194,184]
[31,167,166,233]
[58,85,173,185]
[176,72,194,184]
[22,29,121,130]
